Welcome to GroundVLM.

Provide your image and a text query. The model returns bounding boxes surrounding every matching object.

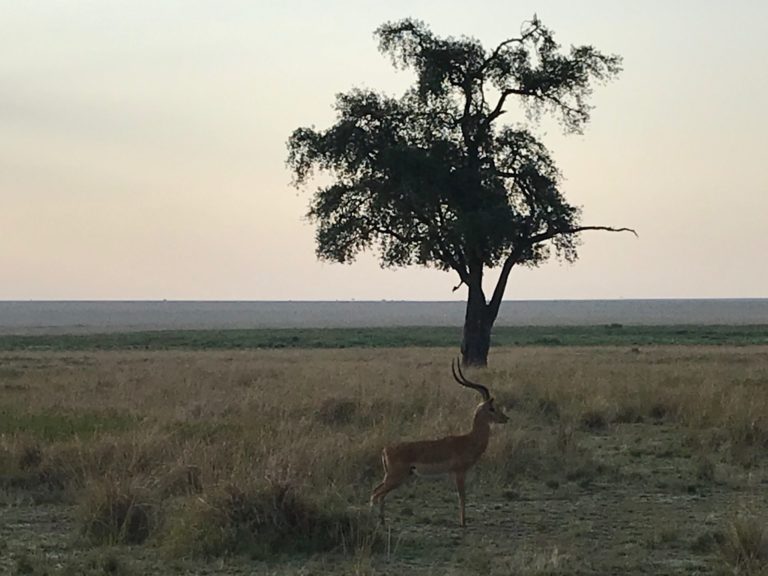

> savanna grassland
[3,340,768,575]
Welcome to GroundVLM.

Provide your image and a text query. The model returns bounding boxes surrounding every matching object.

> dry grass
[1,346,768,574]
[719,514,768,575]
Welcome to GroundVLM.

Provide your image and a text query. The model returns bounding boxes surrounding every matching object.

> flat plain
[3,341,768,574]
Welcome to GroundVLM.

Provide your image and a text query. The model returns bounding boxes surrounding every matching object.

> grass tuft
[316,397,358,427]
[719,515,768,574]
[580,409,608,431]
[162,480,379,559]
[78,476,158,545]
[17,443,43,471]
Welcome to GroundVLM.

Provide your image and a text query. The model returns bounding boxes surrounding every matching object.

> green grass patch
[0,407,138,441]
[1,324,767,351]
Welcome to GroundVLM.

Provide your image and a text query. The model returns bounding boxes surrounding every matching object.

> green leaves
[287,16,623,276]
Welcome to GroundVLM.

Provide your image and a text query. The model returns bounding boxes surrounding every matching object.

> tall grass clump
[482,428,547,484]
[0,436,77,496]
[162,480,380,559]
[78,475,158,545]
[719,515,768,575]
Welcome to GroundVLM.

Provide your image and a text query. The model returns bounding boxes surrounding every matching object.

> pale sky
[2,1,767,300]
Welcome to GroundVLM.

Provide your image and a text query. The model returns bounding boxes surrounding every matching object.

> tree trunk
[461,275,492,367]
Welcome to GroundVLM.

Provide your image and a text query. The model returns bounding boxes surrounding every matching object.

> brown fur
[370,398,508,526]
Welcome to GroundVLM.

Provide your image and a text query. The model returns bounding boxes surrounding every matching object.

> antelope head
[451,358,509,424]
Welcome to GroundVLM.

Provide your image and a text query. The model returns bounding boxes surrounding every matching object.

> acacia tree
[288,17,634,366]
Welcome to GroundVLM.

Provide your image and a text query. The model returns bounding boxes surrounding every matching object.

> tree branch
[486,224,635,321]
[435,205,470,285]
[480,17,545,128]
[373,225,409,243]
[460,77,475,147]
[530,225,638,245]
[406,205,468,282]
[369,217,467,283]
[494,168,517,179]
[487,249,521,322]
[480,19,542,72]
[486,88,532,125]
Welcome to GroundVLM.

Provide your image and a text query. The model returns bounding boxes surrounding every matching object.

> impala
[370,359,509,526]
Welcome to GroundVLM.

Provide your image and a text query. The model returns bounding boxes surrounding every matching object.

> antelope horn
[451,357,491,402]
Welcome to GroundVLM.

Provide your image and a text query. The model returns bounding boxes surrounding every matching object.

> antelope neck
[469,410,492,439]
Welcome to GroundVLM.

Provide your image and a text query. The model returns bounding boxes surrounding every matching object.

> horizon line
[2,297,767,304]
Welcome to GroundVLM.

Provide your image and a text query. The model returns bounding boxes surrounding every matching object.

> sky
[2,0,767,301]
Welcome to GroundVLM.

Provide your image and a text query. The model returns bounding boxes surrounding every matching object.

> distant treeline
[1,325,768,352]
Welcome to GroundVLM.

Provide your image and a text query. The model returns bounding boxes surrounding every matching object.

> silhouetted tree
[288,17,634,366]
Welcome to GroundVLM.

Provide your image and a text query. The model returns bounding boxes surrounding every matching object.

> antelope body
[370,360,508,526]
